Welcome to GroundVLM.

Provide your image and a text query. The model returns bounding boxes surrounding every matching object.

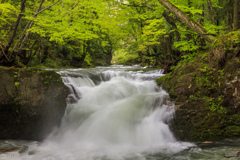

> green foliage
[0,0,239,68]
[189,62,226,114]
[225,126,240,136]
[0,3,18,43]
[180,52,198,64]
[118,54,140,65]
[204,22,223,35]
[14,72,18,78]
[189,95,197,99]
[0,0,125,67]
[84,52,93,67]
[29,0,121,45]
[213,31,240,50]
[174,40,200,52]
[15,82,19,87]
[0,3,18,24]
[112,49,140,65]
[43,58,63,68]
[203,96,227,114]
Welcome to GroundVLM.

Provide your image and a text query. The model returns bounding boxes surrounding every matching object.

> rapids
[1,66,239,160]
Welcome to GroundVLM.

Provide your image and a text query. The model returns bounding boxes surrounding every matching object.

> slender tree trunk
[11,0,45,54]
[157,0,215,43]
[234,0,240,30]
[4,0,27,55]
[197,4,206,47]
[10,0,45,57]
[162,10,180,41]
[18,0,60,51]
[207,0,215,25]
[197,4,204,24]
[186,0,192,41]
[227,0,234,31]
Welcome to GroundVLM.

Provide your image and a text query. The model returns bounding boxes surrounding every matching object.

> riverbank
[157,44,240,141]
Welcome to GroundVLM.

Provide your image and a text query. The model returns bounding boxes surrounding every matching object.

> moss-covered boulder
[0,66,68,141]
[157,51,240,141]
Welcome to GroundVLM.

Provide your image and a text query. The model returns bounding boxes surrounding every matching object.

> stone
[0,66,68,141]
[157,53,240,141]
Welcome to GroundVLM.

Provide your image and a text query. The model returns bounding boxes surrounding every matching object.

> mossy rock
[0,67,68,141]
[157,50,240,141]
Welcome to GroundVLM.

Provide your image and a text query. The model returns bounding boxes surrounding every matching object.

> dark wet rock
[0,66,68,141]
[18,145,29,154]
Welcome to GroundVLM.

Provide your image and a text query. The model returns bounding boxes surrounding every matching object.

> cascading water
[0,66,195,160]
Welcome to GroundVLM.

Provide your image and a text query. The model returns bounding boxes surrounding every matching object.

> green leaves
[0,3,18,26]
[174,40,200,52]
[0,0,234,67]
[28,0,113,43]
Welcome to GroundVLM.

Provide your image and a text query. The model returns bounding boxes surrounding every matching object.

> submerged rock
[0,66,68,141]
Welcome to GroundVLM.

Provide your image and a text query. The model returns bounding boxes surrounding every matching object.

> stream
[0,65,239,160]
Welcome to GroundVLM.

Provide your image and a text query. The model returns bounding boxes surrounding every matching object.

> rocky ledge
[157,52,240,141]
[0,67,68,141]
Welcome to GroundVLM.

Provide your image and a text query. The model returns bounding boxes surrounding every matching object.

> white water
[0,66,194,160]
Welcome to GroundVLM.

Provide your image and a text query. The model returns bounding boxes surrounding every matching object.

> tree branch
[11,0,44,55]
[64,1,79,16]
[158,0,215,43]
[35,0,60,16]
[11,20,32,55]
[4,0,27,55]
[0,44,10,62]
[19,0,60,51]
[162,10,180,41]
[207,0,215,25]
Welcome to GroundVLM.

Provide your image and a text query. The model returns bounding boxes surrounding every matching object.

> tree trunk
[186,0,192,41]
[11,0,45,55]
[162,10,180,41]
[197,4,206,47]
[18,0,60,52]
[4,0,27,56]
[157,0,215,43]
[197,4,204,24]
[234,0,240,30]
[227,0,234,31]
[207,0,215,25]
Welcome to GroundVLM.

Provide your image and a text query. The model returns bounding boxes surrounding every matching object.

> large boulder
[157,53,240,141]
[0,66,68,141]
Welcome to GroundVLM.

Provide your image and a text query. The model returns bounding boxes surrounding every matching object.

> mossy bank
[0,66,68,141]
[157,34,240,141]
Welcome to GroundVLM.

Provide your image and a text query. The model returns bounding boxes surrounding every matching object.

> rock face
[157,53,240,141]
[0,67,68,141]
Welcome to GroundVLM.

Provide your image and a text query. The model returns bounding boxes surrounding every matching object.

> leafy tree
[0,0,124,67]
[0,0,240,68]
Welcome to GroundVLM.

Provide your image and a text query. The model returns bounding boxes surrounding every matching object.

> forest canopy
[0,0,240,68]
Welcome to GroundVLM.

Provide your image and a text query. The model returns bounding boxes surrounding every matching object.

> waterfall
[1,66,194,160]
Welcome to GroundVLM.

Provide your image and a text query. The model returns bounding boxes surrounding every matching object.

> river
[0,65,239,160]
